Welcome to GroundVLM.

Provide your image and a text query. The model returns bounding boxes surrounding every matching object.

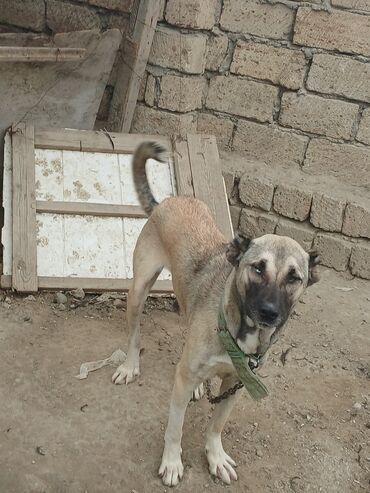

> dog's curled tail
[132,141,167,216]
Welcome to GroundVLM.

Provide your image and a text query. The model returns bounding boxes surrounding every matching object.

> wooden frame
[108,0,162,132]
[2,125,232,293]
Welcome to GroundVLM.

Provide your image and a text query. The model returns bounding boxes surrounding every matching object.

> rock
[353,402,362,410]
[54,292,67,304]
[71,288,85,300]
[5,296,12,303]
[0,292,5,302]
[113,299,125,309]
[256,448,263,458]
[57,303,66,311]
[23,316,32,322]
[24,295,36,302]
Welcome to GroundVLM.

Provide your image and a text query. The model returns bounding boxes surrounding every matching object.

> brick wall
[0,0,130,121]
[131,0,370,280]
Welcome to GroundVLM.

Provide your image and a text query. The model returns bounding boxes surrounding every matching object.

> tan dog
[112,142,320,486]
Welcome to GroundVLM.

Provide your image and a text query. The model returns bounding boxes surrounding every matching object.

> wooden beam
[36,201,146,218]
[173,140,194,197]
[1,275,173,293]
[0,46,86,62]
[187,134,234,241]
[34,128,171,154]
[11,123,38,292]
[108,0,162,132]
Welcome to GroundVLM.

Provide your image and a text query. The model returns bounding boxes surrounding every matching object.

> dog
[112,142,320,486]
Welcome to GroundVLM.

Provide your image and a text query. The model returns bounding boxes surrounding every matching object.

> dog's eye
[253,263,264,275]
[287,276,302,284]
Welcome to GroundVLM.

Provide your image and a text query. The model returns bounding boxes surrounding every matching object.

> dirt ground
[0,268,369,493]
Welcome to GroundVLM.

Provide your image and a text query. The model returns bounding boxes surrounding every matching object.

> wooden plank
[173,140,195,196]
[1,275,172,293]
[34,128,171,153]
[0,46,86,62]
[187,134,234,241]
[36,201,146,218]
[11,123,38,292]
[108,0,162,132]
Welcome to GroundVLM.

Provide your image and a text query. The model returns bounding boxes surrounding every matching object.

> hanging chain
[204,380,244,404]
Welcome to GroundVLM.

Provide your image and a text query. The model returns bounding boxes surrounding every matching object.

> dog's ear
[226,232,251,266]
[307,250,320,286]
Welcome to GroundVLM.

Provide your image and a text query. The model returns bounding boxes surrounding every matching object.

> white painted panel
[35,149,64,201]
[62,150,122,204]
[64,215,126,278]
[36,214,65,277]
[2,132,12,275]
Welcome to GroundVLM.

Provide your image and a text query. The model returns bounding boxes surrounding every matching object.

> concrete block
[342,202,370,239]
[307,54,370,103]
[332,0,370,12]
[294,7,370,57]
[165,0,217,29]
[47,0,101,32]
[303,139,370,188]
[132,104,197,139]
[144,74,156,106]
[88,0,132,12]
[206,34,229,71]
[310,193,346,232]
[313,233,352,271]
[197,113,233,150]
[239,173,274,212]
[239,208,278,239]
[206,76,278,123]
[229,205,241,231]
[273,184,312,221]
[349,240,370,279]
[233,120,308,168]
[158,75,205,112]
[280,92,358,140]
[276,218,315,250]
[220,0,294,39]
[149,26,207,74]
[357,108,370,144]
[231,41,306,90]
[0,0,45,31]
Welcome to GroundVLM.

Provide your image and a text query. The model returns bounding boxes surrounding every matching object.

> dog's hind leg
[112,221,167,385]
[205,375,240,484]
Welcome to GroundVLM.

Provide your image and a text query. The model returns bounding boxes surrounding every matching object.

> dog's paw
[206,436,237,485]
[158,456,184,486]
[192,382,205,401]
[111,363,140,385]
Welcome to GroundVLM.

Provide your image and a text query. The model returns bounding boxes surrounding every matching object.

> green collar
[218,301,269,401]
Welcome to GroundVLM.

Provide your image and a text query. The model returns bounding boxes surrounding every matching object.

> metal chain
[204,380,244,404]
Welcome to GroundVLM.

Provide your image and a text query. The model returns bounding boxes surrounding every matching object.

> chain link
[204,380,244,404]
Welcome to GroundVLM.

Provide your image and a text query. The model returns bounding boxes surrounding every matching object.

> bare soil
[0,269,369,493]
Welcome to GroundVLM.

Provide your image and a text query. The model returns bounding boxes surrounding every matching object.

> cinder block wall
[132,0,370,280]
[0,0,130,122]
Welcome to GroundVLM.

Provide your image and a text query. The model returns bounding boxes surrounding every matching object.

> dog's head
[226,233,319,331]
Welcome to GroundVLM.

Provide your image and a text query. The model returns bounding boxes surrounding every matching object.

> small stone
[256,448,263,458]
[5,296,11,303]
[113,299,125,309]
[23,316,32,322]
[71,288,85,300]
[353,402,362,410]
[57,303,66,311]
[54,292,67,304]
[24,295,36,302]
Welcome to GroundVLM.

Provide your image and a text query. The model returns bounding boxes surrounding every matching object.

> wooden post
[107,0,162,132]
[11,123,38,292]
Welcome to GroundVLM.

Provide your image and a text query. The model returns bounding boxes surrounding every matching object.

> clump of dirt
[0,269,369,492]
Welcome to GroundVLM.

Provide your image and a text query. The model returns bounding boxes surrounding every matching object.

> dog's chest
[206,353,236,379]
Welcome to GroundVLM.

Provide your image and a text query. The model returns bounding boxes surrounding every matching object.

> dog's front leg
[205,375,240,484]
[159,361,199,486]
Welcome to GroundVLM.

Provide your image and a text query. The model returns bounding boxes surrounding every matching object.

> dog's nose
[259,302,279,325]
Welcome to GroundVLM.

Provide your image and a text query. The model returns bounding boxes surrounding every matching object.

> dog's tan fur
[112,142,319,486]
